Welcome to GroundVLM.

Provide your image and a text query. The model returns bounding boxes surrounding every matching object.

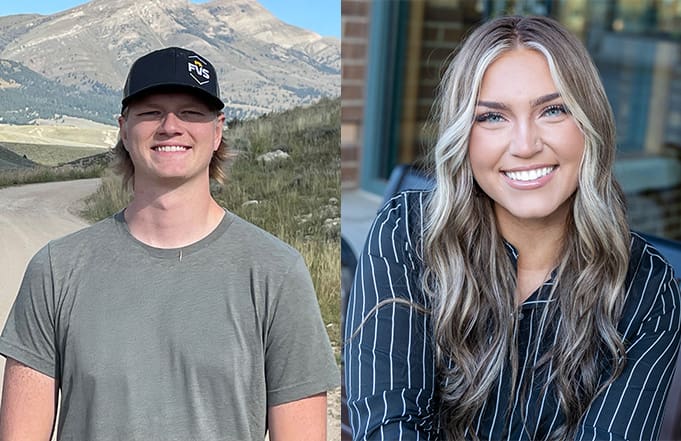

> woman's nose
[508,121,542,157]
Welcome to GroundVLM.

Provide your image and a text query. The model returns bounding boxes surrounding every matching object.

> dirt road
[0,178,341,439]
[0,178,100,377]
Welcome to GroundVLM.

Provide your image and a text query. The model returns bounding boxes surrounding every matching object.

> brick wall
[628,186,681,239]
[403,1,482,162]
[341,0,369,189]
[340,1,482,186]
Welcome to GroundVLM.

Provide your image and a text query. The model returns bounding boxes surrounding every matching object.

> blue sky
[0,0,340,38]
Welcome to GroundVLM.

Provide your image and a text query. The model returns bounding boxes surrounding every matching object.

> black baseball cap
[121,47,224,112]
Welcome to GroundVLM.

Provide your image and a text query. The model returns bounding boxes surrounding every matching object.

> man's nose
[158,111,183,134]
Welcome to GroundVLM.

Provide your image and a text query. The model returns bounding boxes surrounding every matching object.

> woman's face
[468,48,585,228]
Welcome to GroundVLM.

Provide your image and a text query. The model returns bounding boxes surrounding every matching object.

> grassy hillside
[0,122,118,147]
[0,143,37,170]
[0,147,110,189]
[1,142,107,166]
[81,97,342,353]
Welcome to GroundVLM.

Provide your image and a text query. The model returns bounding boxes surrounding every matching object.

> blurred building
[341,0,681,240]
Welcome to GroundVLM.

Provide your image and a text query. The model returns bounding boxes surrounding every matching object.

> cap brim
[121,84,224,112]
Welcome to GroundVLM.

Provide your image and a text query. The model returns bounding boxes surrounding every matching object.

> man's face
[118,92,225,188]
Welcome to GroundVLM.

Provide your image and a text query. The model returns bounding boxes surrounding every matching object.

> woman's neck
[495,204,569,303]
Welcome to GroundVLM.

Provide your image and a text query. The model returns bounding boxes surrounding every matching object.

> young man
[0,47,338,440]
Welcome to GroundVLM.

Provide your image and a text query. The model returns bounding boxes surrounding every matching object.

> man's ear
[118,115,129,151]
[214,113,226,151]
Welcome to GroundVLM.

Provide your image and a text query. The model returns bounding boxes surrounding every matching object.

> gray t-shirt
[0,210,339,440]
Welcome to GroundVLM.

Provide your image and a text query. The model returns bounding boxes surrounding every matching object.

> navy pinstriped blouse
[344,190,681,440]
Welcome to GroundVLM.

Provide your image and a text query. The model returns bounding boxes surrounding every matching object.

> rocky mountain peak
[0,0,339,123]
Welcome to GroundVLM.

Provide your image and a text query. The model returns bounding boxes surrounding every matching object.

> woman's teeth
[504,166,554,182]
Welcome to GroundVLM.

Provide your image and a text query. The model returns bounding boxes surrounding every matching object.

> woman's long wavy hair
[423,16,630,440]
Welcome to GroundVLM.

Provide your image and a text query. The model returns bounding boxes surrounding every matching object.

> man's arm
[268,392,327,440]
[0,358,56,441]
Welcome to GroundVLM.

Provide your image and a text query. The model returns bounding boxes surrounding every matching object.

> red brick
[419,64,442,83]
[341,146,359,162]
[344,21,369,39]
[417,103,433,121]
[422,25,442,42]
[423,47,456,66]
[419,83,438,100]
[342,65,365,81]
[341,84,364,100]
[443,27,465,43]
[423,6,462,22]
[342,105,364,121]
[342,41,367,59]
[341,0,369,16]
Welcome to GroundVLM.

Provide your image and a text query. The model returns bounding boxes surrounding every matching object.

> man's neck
[124,181,225,249]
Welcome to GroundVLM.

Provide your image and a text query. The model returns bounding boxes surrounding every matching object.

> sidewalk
[340,189,382,256]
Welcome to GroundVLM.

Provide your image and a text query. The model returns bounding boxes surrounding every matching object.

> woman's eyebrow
[531,92,560,107]
[476,100,509,110]
[477,93,561,110]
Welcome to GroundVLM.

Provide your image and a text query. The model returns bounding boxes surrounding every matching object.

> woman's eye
[475,112,505,123]
[542,104,568,118]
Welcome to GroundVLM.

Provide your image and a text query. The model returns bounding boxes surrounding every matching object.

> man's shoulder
[220,211,302,262]
[46,213,120,255]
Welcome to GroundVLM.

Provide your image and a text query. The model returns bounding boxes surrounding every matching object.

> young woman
[344,16,681,440]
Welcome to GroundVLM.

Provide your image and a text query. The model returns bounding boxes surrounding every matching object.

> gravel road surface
[0,178,100,381]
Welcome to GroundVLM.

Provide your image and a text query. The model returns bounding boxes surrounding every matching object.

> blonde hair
[425,16,629,440]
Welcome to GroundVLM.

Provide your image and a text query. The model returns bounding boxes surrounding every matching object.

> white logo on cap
[188,55,210,85]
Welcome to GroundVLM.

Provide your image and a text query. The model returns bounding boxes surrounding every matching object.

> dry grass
[0,164,104,189]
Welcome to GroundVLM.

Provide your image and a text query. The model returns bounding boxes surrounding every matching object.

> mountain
[0,59,118,124]
[0,0,340,124]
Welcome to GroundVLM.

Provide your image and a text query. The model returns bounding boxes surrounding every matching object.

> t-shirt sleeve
[575,245,681,440]
[264,253,340,406]
[344,192,438,440]
[0,244,58,378]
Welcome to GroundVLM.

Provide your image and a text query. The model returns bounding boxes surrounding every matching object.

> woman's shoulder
[368,190,432,254]
[377,189,432,230]
[620,232,681,334]
[628,232,678,281]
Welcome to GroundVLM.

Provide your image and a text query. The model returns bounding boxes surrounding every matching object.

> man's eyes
[137,110,162,117]
[134,109,210,121]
